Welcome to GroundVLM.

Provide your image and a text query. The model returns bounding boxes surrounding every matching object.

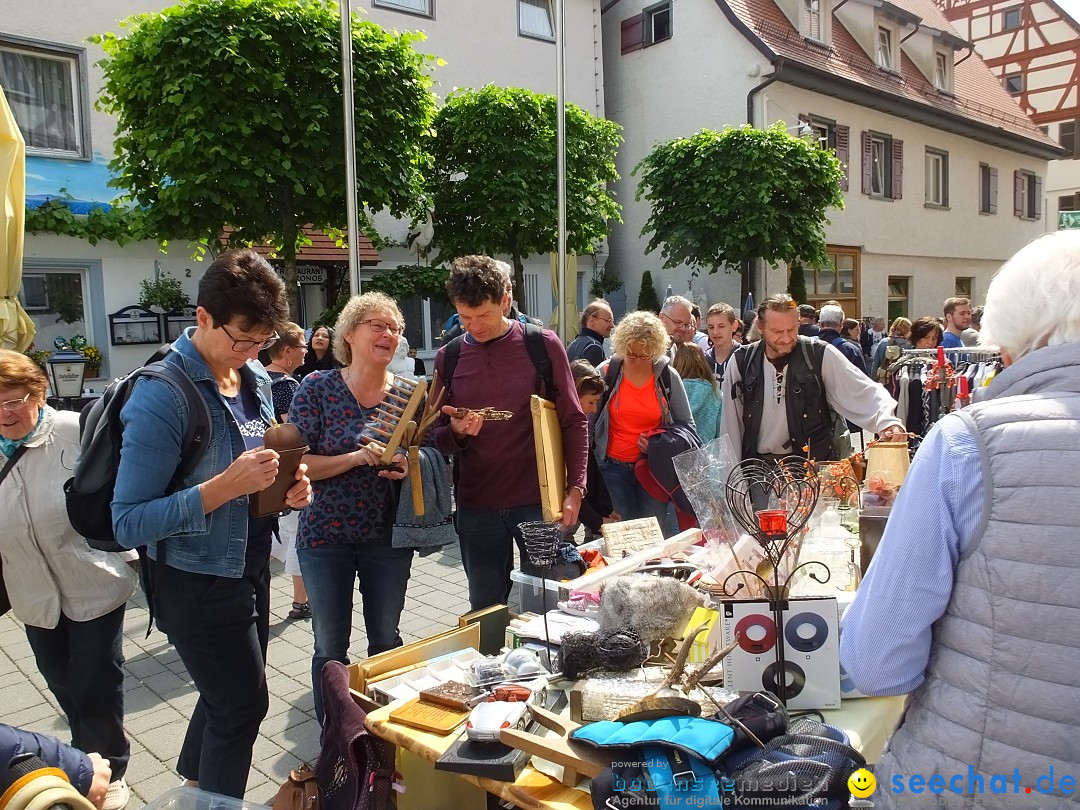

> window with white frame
[0,38,88,157]
[925,148,948,207]
[373,0,433,17]
[802,0,823,42]
[955,277,973,298]
[644,1,672,46]
[519,0,554,40]
[18,269,90,349]
[934,51,951,92]
[887,277,910,321]
[876,26,894,70]
[1014,170,1041,220]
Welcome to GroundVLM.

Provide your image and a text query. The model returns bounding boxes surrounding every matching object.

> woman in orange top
[594,311,695,522]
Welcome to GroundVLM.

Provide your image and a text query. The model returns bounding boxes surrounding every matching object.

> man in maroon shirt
[432,256,590,610]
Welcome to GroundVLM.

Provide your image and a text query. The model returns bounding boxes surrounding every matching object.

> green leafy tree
[93,0,436,318]
[427,85,622,307]
[367,264,450,303]
[634,124,844,277]
[787,262,809,305]
[637,270,661,313]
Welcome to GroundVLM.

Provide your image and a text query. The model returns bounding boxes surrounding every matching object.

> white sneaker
[103,779,130,810]
[179,778,199,788]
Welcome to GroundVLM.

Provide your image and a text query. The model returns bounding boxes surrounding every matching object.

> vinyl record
[784,611,830,653]
[735,614,777,654]
[762,660,806,699]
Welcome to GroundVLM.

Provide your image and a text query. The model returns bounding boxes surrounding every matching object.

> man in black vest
[720,294,903,463]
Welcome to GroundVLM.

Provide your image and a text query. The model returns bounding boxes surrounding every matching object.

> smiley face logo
[848,768,877,798]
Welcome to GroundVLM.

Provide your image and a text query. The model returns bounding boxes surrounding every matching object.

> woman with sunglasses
[0,351,137,810]
[288,292,414,723]
[593,311,695,523]
[112,250,313,797]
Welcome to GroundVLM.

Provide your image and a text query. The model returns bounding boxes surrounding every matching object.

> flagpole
[340,0,361,296]
[555,0,568,342]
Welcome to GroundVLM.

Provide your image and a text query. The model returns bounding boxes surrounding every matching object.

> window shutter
[1034,175,1043,219]
[621,14,644,54]
[861,131,872,195]
[835,125,850,192]
[988,167,998,214]
[1013,170,1024,217]
[891,138,903,200]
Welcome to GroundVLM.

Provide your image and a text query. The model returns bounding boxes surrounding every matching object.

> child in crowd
[570,360,620,536]
[671,343,723,442]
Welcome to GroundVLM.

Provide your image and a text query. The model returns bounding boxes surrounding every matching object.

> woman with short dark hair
[113,249,313,797]
[910,317,944,349]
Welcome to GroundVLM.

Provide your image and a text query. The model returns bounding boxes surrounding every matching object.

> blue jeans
[599,458,669,525]
[297,542,414,722]
[456,504,543,611]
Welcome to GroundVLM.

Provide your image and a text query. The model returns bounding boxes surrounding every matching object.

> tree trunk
[512,252,526,315]
[280,192,301,321]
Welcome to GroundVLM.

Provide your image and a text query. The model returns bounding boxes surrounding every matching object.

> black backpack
[597,355,675,416]
[63,352,211,553]
[440,320,554,398]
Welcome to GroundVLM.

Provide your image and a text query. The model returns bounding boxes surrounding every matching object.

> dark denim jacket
[112,328,275,577]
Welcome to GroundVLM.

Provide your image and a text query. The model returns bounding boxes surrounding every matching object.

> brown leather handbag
[272,764,321,810]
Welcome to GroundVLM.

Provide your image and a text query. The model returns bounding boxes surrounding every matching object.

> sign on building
[297,266,328,285]
[1060,211,1080,230]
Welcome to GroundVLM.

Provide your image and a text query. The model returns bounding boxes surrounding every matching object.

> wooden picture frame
[530,395,565,522]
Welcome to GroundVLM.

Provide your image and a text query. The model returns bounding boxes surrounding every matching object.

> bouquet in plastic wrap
[671,437,772,599]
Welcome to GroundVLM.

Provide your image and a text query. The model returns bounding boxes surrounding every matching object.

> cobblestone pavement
[0,546,472,808]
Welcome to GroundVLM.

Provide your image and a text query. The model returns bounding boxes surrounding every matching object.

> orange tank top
[605,376,662,462]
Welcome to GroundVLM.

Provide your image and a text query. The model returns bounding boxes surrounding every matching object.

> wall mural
[25,152,118,212]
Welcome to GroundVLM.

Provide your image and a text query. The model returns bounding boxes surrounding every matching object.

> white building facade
[601,0,1061,321]
[2,0,604,379]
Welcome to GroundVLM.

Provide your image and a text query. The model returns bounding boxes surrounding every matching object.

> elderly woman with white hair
[840,230,1080,809]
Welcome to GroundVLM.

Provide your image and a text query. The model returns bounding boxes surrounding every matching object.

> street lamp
[47,348,88,410]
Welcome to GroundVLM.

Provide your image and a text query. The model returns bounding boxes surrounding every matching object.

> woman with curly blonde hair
[593,311,695,522]
[289,291,414,723]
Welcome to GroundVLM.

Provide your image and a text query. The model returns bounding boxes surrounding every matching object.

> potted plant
[139,270,190,313]
[25,344,51,372]
[80,344,104,378]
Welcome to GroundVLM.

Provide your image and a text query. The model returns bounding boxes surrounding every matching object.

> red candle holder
[756,509,788,535]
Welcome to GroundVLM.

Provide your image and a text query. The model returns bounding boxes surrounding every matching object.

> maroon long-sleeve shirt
[432,320,588,511]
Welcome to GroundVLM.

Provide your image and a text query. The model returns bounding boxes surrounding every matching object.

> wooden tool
[451,407,513,421]
[364,375,427,464]
[409,436,423,516]
[499,704,608,787]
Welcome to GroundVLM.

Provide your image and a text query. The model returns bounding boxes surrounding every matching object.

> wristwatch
[567,485,586,499]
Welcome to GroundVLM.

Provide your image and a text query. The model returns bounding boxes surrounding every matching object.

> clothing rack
[888,348,1003,439]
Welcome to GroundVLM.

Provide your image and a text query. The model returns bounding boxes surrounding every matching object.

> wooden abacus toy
[364,375,428,464]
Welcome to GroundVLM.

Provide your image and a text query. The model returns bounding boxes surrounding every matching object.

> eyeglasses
[625,351,652,361]
[0,392,31,412]
[359,319,403,337]
[661,313,691,329]
[592,314,614,324]
[220,323,279,352]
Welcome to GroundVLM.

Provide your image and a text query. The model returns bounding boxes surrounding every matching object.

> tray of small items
[369,648,486,706]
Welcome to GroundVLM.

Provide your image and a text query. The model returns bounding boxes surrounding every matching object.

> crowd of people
[2,231,1077,809]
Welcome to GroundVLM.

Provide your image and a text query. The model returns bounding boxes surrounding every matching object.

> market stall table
[364,691,906,810]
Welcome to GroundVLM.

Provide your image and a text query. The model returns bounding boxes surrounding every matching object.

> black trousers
[154,554,270,798]
[24,603,130,780]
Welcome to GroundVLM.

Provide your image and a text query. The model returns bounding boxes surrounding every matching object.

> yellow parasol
[0,85,35,351]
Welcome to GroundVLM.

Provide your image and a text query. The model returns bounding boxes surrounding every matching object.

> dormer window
[934,51,952,93]
[803,0,823,42]
[877,27,894,71]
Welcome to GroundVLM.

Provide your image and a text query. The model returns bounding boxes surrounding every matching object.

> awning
[0,86,35,352]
